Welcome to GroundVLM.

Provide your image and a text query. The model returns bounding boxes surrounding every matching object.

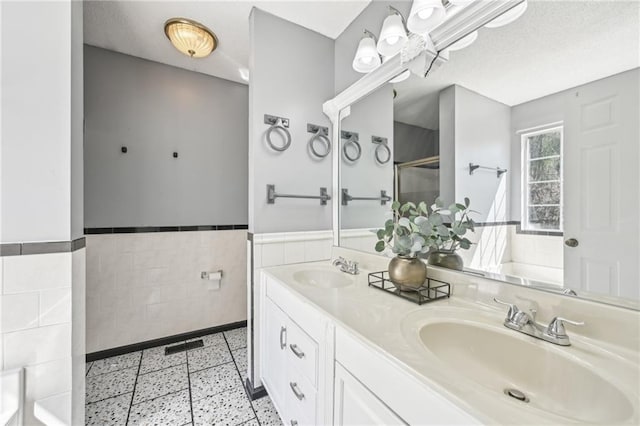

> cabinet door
[334,363,406,426]
[262,297,289,414]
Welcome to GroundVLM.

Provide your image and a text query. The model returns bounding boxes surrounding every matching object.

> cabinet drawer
[287,322,318,387]
[286,368,317,424]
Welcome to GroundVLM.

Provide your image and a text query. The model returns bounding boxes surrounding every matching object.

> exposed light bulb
[418,8,434,19]
[386,35,400,46]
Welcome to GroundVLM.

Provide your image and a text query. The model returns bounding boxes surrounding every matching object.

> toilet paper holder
[201,270,223,280]
[201,270,223,290]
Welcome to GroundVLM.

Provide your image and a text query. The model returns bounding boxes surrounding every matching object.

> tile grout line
[125,352,143,425]
[223,332,260,426]
[186,346,196,426]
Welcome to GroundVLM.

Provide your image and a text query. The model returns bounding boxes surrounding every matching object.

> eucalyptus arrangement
[375,197,477,289]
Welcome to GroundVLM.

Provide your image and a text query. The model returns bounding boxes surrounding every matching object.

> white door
[334,363,406,426]
[564,69,640,299]
[262,298,289,415]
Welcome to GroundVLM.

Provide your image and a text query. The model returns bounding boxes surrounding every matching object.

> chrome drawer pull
[289,344,305,359]
[290,421,298,426]
[280,326,287,350]
[289,382,305,400]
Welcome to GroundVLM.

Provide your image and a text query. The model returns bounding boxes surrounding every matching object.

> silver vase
[388,256,427,291]
[427,250,464,271]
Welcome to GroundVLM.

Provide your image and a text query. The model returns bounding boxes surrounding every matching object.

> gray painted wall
[439,85,511,222]
[248,9,334,233]
[84,46,248,228]
[394,121,438,163]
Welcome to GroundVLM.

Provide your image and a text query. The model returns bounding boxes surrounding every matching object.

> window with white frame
[521,126,563,232]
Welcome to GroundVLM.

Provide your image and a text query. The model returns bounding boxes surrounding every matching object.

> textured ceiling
[393,0,640,129]
[84,0,370,85]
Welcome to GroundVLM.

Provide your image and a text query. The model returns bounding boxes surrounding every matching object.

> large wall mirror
[336,0,639,309]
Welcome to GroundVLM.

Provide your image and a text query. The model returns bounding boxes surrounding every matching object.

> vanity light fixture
[407,0,446,34]
[376,6,409,57]
[447,30,478,51]
[164,18,218,58]
[352,30,382,73]
[485,0,528,28]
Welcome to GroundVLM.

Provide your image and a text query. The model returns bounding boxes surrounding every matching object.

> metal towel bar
[469,162,507,178]
[341,188,391,206]
[267,184,331,205]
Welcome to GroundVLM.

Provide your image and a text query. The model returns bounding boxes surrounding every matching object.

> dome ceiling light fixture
[164,17,218,58]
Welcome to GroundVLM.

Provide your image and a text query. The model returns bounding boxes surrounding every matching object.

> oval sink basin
[292,269,353,288]
[419,321,634,423]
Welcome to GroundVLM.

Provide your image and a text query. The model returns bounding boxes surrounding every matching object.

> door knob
[564,238,579,247]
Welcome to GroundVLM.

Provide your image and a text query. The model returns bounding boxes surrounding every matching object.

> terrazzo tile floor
[85,327,283,426]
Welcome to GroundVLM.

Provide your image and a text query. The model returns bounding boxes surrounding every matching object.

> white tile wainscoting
[252,231,333,269]
[86,230,248,354]
[0,249,86,425]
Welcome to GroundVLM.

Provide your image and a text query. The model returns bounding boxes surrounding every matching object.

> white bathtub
[498,261,563,286]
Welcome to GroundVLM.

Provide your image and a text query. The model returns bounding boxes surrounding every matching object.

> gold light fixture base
[164,17,218,58]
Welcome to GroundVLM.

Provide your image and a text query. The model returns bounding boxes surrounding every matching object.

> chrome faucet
[332,256,359,275]
[494,298,584,346]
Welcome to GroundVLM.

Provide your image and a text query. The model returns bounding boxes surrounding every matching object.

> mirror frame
[323,0,526,247]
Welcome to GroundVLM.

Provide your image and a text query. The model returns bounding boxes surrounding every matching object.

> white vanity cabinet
[260,274,331,426]
[260,270,478,426]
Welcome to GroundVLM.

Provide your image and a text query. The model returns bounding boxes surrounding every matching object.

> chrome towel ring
[341,130,361,162]
[372,135,391,164]
[307,123,331,159]
[264,114,291,152]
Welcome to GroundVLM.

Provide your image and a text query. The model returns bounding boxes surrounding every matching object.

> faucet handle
[493,298,520,320]
[547,316,584,338]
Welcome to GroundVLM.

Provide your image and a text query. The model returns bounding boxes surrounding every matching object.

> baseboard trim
[244,378,268,400]
[86,320,247,362]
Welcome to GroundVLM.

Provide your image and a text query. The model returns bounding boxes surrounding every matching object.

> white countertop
[262,259,640,425]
